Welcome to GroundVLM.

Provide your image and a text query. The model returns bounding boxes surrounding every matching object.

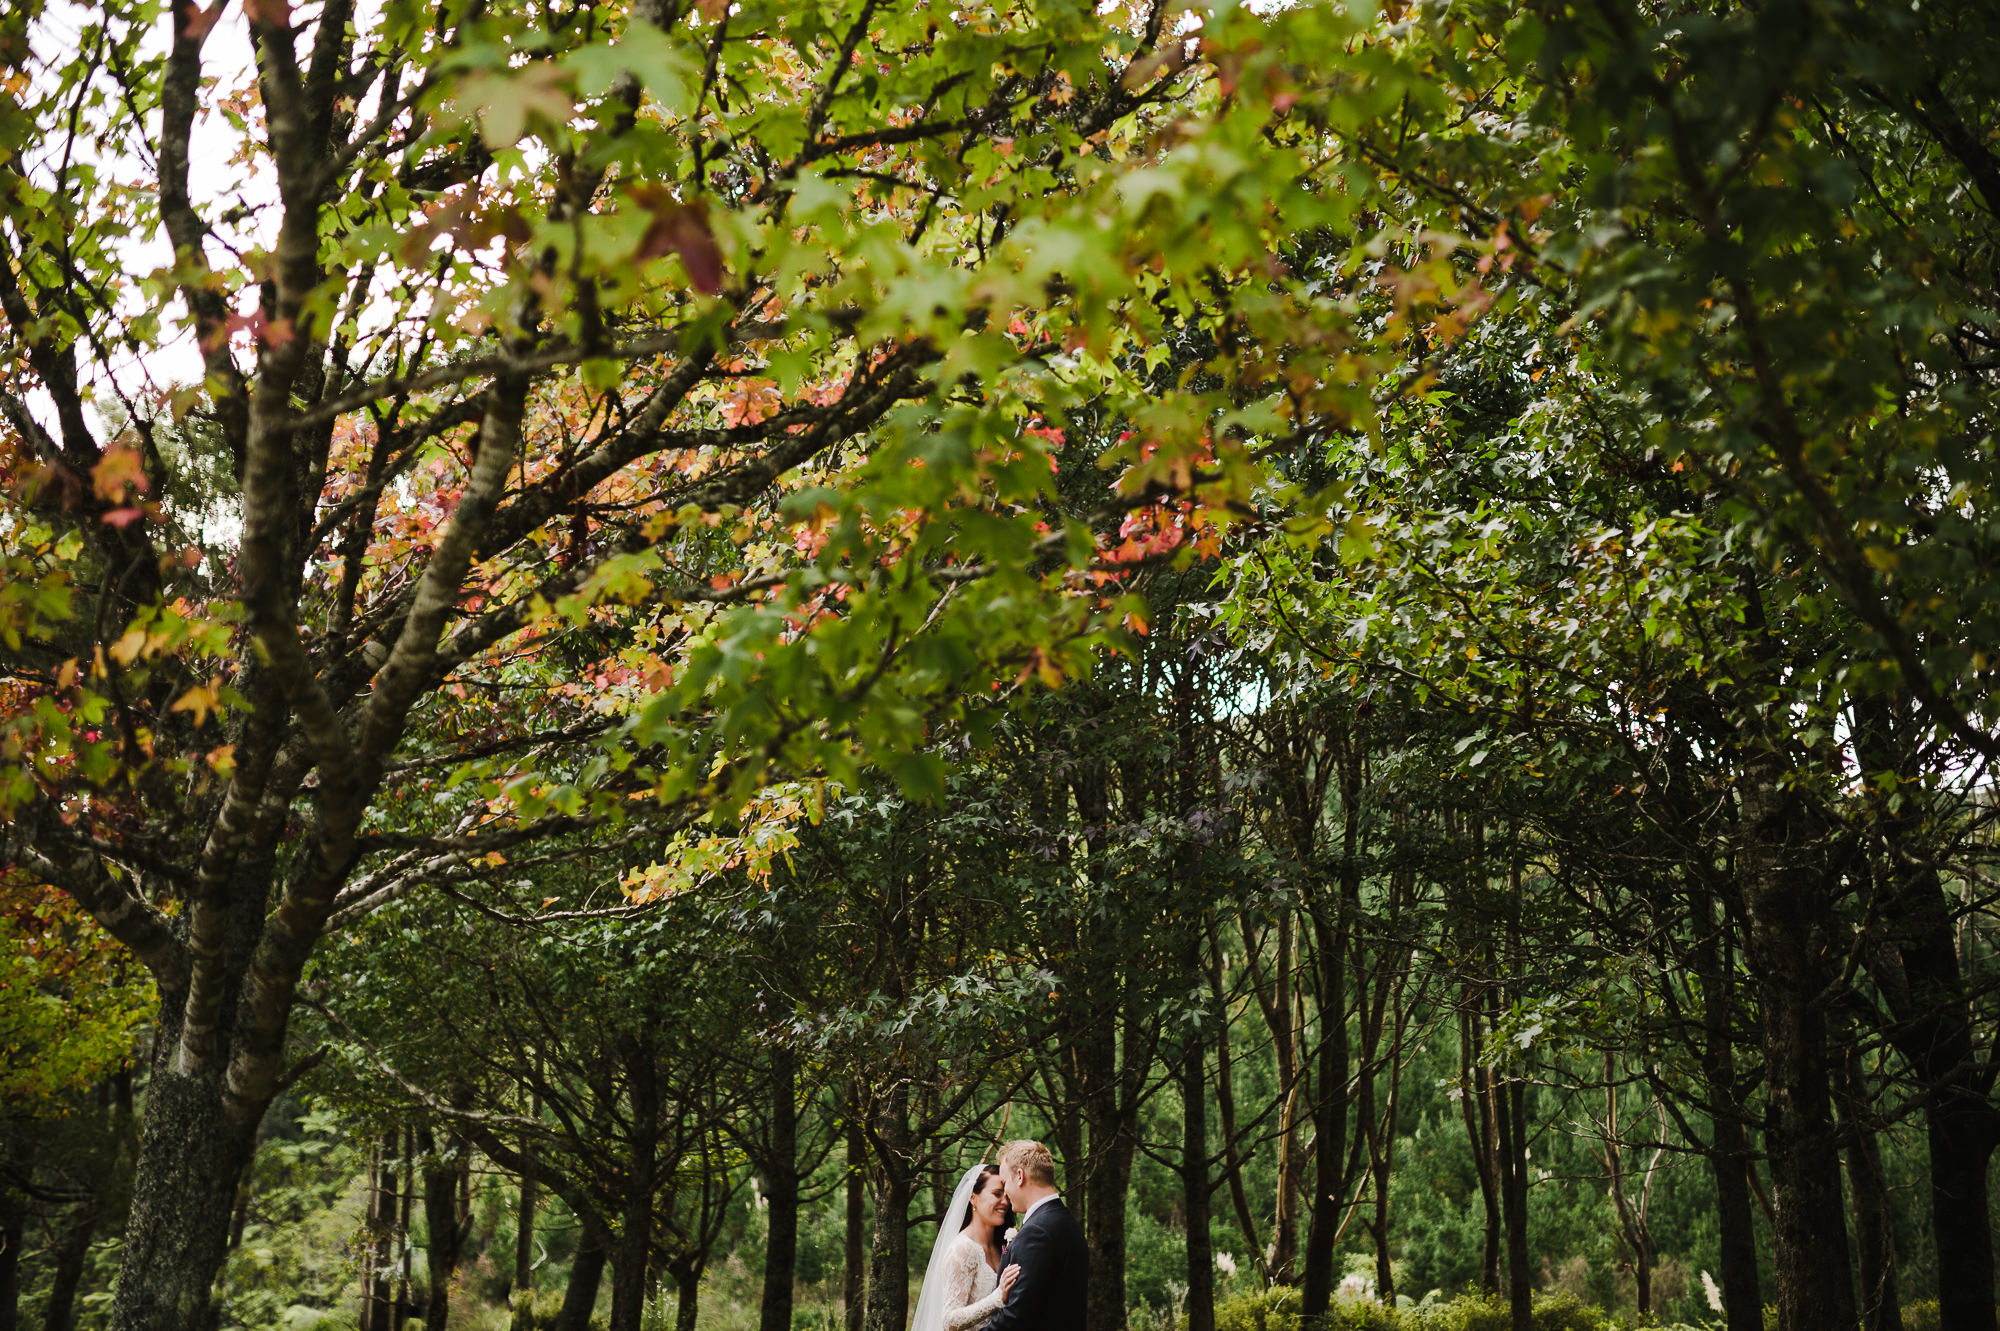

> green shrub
[1212,1285,1304,1331]
[1904,1301,1942,1331]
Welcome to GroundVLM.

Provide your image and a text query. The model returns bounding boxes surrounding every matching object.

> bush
[1905,1301,1942,1331]
[1212,1286,1304,1331]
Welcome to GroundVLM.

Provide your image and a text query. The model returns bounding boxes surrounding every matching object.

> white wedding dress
[909,1166,1010,1331]
[936,1235,1008,1331]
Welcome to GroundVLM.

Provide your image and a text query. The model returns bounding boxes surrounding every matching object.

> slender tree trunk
[1298,931,1347,1317]
[40,1208,99,1331]
[674,1260,703,1331]
[1696,888,1764,1331]
[399,1127,416,1321]
[1302,732,1361,1319]
[760,1047,800,1331]
[861,1084,911,1331]
[554,1212,610,1331]
[1207,925,1267,1286]
[1183,1020,1215,1331]
[843,1114,866,1331]
[1458,1005,1502,1297]
[1494,1060,1531,1331]
[1267,913,1301,1283]
[1837,1048,1903,1331]
[1,1182,23,1331]
[421,1123,470,1331]
[513,1155,538,1331]
[1739,752,1857,1331]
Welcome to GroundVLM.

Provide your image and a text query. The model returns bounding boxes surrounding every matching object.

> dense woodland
[3,0,2000,1329]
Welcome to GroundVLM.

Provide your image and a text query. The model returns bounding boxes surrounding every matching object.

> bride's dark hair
[960,1164,1013,1259]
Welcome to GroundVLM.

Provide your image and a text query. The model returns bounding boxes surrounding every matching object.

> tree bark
[553,1212,610,1331]
[1739,751,1857,1331]
[1695,887,1764,1331]
[421,1123,470,1331]
[1837,1047,1902,1331]
[1458,1005,1502,1297]
[1182,1024,1215,1331]
[513,1155,538,1330]
[107,1050,258,1331]
[759,1047,800,1331]
[40,1207,100,1331]
[1,1181,22,1331]
[1495,1069,1531,1331]
[861,1083,911,1331]
[843,1114,866,1331]
[675,1260,703,1331]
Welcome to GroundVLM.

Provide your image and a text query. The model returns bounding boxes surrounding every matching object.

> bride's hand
[999,1265,1021,1300]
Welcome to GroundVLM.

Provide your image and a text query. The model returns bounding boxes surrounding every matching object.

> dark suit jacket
[987,1198,1087,1331]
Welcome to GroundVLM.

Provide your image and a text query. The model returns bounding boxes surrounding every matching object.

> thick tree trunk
[759,1048,800,1331]
[107,1061,258,1331]
[843,1115,866,1331]
[1182,1028,1215,1331]
[553,1213,610,1331]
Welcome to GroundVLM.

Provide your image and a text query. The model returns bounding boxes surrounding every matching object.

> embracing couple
[910,1140,1088,1331]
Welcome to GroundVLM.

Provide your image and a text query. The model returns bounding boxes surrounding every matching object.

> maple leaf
[629,187,724,295]
[92,448,148,503]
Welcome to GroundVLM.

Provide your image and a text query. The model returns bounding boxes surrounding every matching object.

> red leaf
[631,188,724,295]
[101,507,146,529]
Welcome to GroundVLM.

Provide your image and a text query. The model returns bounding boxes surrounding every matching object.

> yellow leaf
[109,629,148,666]
[171,683,220,726]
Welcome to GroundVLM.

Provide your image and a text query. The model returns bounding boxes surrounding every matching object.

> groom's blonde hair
[999,1139,1057,1187]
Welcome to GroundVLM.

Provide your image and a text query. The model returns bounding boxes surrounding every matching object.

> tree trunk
[1495,1072,1531,1331]
[1301,740,1360,1320]
[513,1157,538,1331]
[1837,1047,1902,1331]
[1739,752,1857,1331]
[1,1182,23,1331]
[1079,1016,1138,1331]
[553,1212,610,1331]
[1207,931,1267,1287]
[107,1060,258,1331]
[861,1084,912,1331]
[41,1208,99,1331]
[1183,1026,1215,1331]
[843,1114,866,1331]
[673,1259,703,1331]
[1929,1105,1998,1331]
[759,1047,800,1331]
[1696,887,1763,1331]
[421,1123,470,1331]
[1459,1006,1502,1298]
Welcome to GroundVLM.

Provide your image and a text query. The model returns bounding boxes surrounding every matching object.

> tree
[0,0,1392,1322]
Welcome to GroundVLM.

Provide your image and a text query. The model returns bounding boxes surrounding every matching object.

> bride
[910,1164,1021,1331]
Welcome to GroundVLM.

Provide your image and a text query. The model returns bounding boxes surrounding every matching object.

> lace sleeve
[941,1242,1007,1331]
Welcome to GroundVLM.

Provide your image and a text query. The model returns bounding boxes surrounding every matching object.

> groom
[988,1140,1088,1331]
